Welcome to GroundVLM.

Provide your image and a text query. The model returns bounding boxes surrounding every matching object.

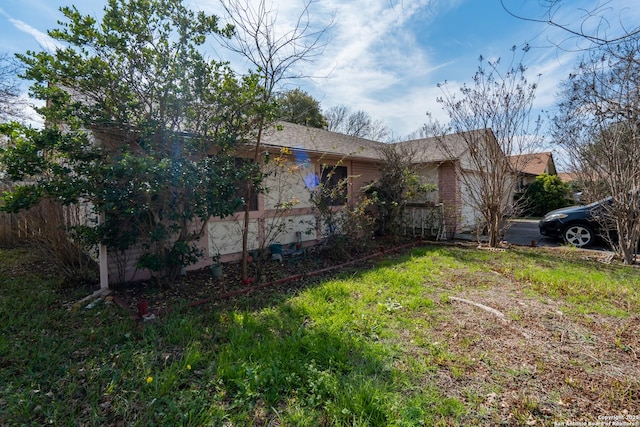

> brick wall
[350,160,381,199]
[438,161,461,236]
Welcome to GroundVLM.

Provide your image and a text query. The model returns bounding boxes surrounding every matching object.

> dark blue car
[539,199,612,248]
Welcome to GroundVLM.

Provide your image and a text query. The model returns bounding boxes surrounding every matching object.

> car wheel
[563,224,594,248]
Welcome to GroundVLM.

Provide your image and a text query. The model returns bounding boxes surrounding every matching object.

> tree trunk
[241,122,265,281]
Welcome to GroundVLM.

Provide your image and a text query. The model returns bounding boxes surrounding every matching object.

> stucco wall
[265,214,317,244]
[263,163,316,210]
[459,173,483,229]
[208,217,259,257]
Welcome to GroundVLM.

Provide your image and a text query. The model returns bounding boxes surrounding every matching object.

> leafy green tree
[0,0,265,285]
[277,89,326,128]
[521,173,572,217]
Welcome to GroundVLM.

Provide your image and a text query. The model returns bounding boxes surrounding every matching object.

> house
[204,123,384,265]
[558,172,578,184]
[509,152,558,190]
[103,123,503,284]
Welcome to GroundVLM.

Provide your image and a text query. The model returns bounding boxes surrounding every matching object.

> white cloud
[0,8,62,52]
[185,0,601,138]
[194,0,445,135]
[299,0,443,135]
[527,50,580,111]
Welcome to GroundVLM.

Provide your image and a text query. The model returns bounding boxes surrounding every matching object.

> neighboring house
[509,152,558,190]
[101,123,503,284]
[558,172,578,184]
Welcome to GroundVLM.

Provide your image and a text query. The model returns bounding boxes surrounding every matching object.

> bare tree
[363,143,435,237]
[324,105,347,131]
[400,126,431,141]
[431,49,542,247]
[0,52,27,122]
[501,0,640,48]
[553,39,640,264]
[324,104,390,141]
[217,0,333,279]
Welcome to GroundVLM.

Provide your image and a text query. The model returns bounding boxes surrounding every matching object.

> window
[235,158,259,212]
[320,165,348,206]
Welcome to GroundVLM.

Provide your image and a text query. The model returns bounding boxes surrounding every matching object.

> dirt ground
[111,241,387,316]
[429,276,639,424]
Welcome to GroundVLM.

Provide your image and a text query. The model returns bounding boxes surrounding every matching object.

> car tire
[563,224,594,248]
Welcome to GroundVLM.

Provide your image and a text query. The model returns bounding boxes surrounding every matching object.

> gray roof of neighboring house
[259,122,387,160]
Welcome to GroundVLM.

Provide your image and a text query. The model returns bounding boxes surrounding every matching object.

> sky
[1,0,639,147]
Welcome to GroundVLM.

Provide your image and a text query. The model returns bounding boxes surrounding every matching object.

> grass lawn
[1,243,638,426]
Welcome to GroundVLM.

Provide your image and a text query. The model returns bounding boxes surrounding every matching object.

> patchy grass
[1,244,638,425]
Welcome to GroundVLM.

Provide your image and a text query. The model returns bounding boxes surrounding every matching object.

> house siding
[200,158,381,265]
[459,172,483,229]
[263,162,315,210]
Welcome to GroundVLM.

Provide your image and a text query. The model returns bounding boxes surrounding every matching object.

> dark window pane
[320,165,348,206]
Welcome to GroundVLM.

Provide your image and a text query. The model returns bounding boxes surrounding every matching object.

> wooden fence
[0,210,30,246]
[0,183,67,247]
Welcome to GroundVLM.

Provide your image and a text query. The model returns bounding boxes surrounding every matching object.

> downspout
[99,242,109,290]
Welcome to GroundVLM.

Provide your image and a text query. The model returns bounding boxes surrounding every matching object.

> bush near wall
[521,173,572,217]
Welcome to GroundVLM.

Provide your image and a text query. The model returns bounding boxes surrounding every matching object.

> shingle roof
[259,122,386,160]
[247,122,493,166]
[509,152,555,176]
[558,172,578,183]
[395,133,469,163]
[395,129,497,163]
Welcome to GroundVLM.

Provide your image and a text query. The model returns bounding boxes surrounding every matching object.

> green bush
[521,173,572,217]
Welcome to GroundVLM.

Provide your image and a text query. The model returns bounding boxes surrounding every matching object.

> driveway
[504,219,558,247]
[504,219,611,251]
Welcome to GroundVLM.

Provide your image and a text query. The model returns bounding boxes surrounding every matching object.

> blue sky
[1,0,639,142]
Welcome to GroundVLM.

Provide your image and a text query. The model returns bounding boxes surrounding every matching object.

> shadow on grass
[1,244,457,425]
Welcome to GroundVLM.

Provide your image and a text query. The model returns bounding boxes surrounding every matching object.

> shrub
[521,173,572,217]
